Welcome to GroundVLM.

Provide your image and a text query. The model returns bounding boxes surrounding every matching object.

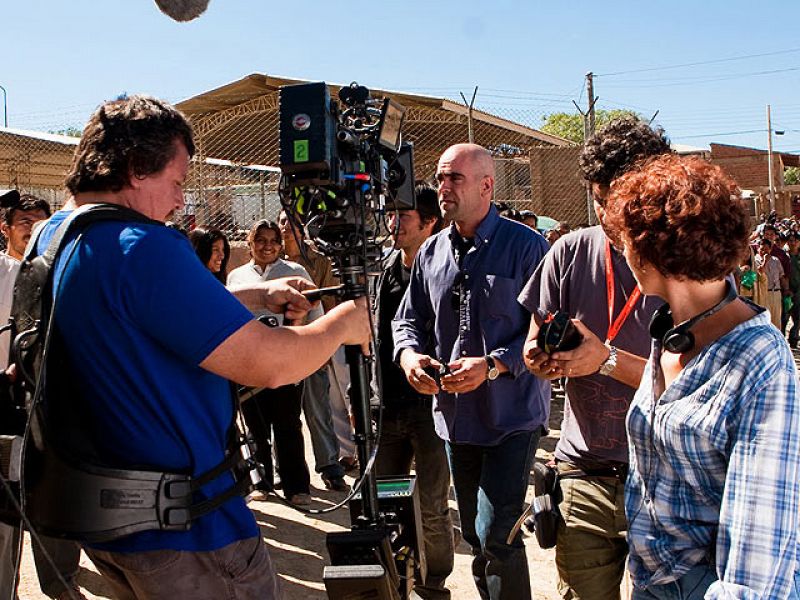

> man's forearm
[228,284,268,312]
[201,304,360,388]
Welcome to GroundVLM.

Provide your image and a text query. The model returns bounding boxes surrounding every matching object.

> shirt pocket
[483,274,518,319]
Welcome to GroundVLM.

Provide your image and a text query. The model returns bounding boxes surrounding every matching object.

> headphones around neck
[649,281,738,353]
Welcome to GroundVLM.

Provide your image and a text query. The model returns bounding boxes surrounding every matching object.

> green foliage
[540,109,641,143]
[49,127,82,138]
[785,166,800,186]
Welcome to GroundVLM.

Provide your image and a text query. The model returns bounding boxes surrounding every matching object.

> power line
[671,129,765,140]
[601,66,800,89]
[596,47,800,77]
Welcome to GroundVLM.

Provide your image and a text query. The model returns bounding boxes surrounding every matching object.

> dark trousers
[242,384,310,498]
[447,429,541,600]
[86,536,280,600]
[375,403,454,600]
[787,298,800,346]
[0,522,81,598]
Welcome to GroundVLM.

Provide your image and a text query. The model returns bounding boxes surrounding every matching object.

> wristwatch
[485,355,500,381]
[598,344,618,377]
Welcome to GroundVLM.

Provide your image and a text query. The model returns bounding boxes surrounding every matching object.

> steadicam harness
[2,203,261,542]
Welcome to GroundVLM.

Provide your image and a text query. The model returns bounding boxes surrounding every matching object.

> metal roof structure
[176,73,570,177]
[0,127,78,189]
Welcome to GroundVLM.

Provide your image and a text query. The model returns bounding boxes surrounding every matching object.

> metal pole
[586,73,595,138]
[585,73,597,225]
[767,104,776,214]
[460,87,478,144]
[0,85,7,127]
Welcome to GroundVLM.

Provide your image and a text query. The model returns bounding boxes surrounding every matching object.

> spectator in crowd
[519,210,538,230]
[557,221,571,236]
[31,95,370,599]
[374,184,452,599]
[188,227,229,283]
[786,232,800,347]
[499,207,522,222]
[276,209,358,475]
[761,223,791,330]
[227,219,317,506]
[754,237,784,329]
[606,154,800,599]
[544,228,561,246]
[521,115,669,600]
[0,191,86,600]
[394,143,550,600]
[277,209,348,492]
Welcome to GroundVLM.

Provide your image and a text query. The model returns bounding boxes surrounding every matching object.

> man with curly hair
[25,95,370,599]
[520,117,669,599]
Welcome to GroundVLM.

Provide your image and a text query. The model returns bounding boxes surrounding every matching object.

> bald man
[393,144,550,600]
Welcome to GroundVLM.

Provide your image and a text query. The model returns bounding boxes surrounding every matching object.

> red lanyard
[605,240,641,344]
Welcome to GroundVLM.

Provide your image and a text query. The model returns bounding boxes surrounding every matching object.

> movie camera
[278,81,422,600]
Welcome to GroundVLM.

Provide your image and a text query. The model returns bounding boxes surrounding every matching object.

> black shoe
[339,456,359,474]
[322,474,349,492]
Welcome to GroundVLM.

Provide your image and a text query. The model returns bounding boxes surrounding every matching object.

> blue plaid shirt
[626,309,800,598]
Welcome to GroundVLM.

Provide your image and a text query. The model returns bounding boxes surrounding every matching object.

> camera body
[537,312,582,355]
[278,81,415,262]
[423,361,451,387]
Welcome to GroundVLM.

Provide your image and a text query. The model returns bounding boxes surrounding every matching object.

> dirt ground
[16,384,565,599]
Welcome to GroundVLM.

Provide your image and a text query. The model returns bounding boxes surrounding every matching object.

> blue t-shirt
[37,210,258,553]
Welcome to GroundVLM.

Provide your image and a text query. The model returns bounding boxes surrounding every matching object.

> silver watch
[485,355,500,381]
[598,344,618,377]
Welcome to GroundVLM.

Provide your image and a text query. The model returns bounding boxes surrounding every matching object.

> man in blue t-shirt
[33,96,370,600]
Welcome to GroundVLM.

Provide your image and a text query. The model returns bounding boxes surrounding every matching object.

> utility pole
[586,72,596,140]
[766,104,776,214]
[574,72,598,224]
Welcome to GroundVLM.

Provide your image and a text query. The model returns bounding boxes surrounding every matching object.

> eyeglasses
[450,271,466,311]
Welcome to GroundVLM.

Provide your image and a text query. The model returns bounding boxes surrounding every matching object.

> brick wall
[709,143,782,191]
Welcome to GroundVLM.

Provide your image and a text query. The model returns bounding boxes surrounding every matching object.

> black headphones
[649,281,738,353]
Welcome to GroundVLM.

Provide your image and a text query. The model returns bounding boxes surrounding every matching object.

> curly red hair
[604,155,750,281]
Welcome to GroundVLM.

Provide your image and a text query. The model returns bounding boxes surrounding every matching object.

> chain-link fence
[0,76,594,241]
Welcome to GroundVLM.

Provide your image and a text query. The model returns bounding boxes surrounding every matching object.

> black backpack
[0,204,259,541]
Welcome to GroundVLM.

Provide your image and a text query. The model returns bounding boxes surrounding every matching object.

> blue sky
[4,0,800,154]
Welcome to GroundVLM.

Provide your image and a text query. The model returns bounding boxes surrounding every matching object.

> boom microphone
[154,0,210,22]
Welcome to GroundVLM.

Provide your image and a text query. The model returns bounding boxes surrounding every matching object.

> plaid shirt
[626,309,800,598]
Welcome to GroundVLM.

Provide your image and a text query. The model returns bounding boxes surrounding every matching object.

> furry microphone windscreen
[155,0,210,22]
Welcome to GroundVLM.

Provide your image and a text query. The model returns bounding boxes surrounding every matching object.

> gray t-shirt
[518,225,661,467]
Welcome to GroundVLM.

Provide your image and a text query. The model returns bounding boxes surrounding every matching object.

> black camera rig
[278,81,423,600]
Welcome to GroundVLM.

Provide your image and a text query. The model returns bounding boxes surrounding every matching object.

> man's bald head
[440,143,495,178]
[436,144,496,235]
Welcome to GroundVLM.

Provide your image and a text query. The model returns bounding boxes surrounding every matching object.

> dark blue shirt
[392,205,550,445]
[38,210,258,553]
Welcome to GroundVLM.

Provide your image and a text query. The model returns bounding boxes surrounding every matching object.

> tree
[49,127,82,137]
[540,109,641,143]
[785,166,800,186]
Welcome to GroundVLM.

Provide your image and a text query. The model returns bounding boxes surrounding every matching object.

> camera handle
[333,253,381,526]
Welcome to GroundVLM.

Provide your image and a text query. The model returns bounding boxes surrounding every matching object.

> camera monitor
[384,143,415,211]
[378,99,405,152]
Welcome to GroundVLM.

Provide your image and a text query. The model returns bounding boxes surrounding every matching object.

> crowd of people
[0,97,798,600]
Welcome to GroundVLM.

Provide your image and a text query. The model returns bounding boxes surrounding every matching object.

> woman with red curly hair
[605,155,800,599]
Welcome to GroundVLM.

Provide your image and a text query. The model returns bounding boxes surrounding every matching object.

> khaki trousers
[555,469,628,600]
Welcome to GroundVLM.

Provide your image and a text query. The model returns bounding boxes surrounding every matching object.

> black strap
[18,205,259,540]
